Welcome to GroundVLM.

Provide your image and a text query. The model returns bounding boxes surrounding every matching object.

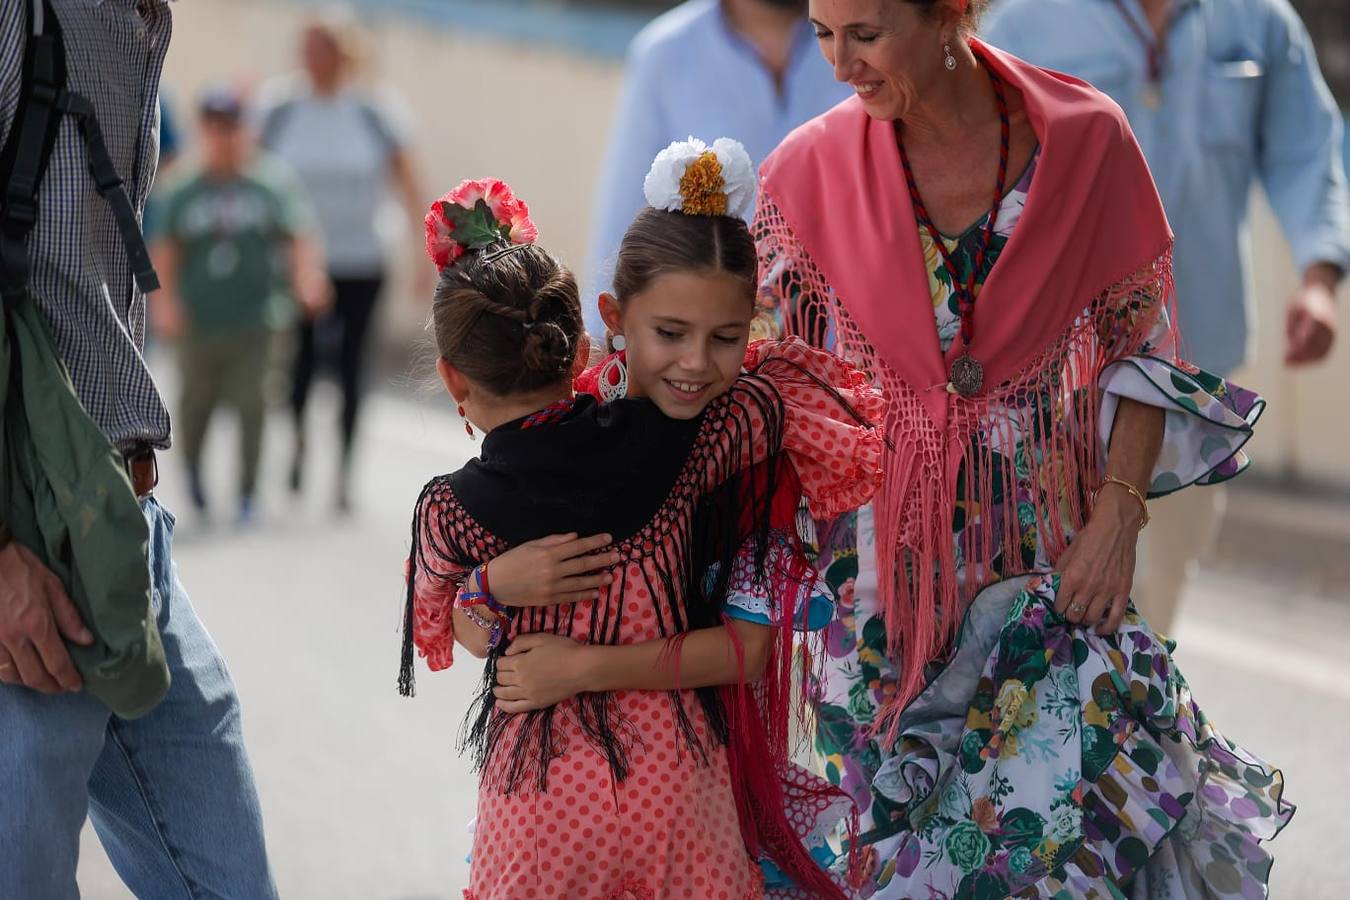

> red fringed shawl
[755,40,1177,735]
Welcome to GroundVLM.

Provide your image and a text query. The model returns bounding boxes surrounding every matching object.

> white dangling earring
[944,42,957,71]
[611,333,626,352]
[598,353,628,403]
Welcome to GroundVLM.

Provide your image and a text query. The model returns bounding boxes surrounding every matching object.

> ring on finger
[1067,602,1086,616]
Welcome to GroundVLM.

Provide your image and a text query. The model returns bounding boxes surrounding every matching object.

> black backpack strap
[355,98,399,156]
[59,91,159,294]
[0,0,159,309]
[261,93,400,157]
[0,0,67,307]
[256,97,296,151]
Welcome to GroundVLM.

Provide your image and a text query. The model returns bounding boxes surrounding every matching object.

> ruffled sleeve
[1098,303,1265,496]
[406,481,472,672]
[717,530,837,632]
[708,337,885,519]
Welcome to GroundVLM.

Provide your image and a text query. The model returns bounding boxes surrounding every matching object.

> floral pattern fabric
[807,151,1288,897]
[865,575,1291,899]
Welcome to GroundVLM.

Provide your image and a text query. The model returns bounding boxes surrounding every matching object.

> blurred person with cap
[0,2,278,896]
[582,0,851,337]
[257,15,428,513]
[983,0,1350,633]
[150,86,327,525]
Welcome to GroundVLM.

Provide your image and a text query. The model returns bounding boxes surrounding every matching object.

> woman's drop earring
[458,404,475,440]
[611,333,626,352]
[944,42,957,71]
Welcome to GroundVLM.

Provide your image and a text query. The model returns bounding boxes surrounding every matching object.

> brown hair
[430,245,583,396]
[611,208,758,306]
[906,0,990,30]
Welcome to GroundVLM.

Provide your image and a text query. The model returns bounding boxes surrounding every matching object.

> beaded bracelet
[455,566,507,651]
[459,602,504,651]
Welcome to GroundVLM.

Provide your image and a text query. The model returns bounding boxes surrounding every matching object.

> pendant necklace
[896,52,1010,398]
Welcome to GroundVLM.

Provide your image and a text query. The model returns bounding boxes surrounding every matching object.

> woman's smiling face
[810,0,953,122]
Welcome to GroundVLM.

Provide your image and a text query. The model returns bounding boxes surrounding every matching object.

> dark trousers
[289,274,383,469]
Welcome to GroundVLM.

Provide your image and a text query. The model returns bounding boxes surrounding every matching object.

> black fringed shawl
[401,374,792,795]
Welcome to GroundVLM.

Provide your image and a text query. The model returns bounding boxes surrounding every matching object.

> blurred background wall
[158,0,1350,489]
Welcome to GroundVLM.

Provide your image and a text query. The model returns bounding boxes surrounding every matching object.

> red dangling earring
[458,404,475,439]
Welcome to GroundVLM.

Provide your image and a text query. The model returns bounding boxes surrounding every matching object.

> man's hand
[148,291,186,342]
[1285,267,1340,366]
[148,240,185,341]
[0,541,93,693]
[296,267,333,322]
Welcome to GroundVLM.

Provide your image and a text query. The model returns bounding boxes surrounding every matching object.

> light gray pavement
[75,370,1350,899]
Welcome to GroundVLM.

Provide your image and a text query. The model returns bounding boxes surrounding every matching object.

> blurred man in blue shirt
[583,0,850,336]
[983,0,1350,630]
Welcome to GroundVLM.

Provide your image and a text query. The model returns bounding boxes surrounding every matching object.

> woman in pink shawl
[752,1,1292,897]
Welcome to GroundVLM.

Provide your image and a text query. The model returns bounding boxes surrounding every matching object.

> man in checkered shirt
[0,2,277,895]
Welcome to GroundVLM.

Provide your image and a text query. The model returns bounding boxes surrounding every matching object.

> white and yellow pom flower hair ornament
[643,137,756,219]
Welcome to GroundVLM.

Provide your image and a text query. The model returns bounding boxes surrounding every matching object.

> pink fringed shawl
[755,40,1177,731]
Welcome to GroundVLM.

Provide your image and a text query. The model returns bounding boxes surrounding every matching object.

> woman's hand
[493,633,596,713]
[488,533,621,608]
[1053,487,1145,635]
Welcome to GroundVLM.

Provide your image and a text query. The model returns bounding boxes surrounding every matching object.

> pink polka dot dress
[405,339,885,899]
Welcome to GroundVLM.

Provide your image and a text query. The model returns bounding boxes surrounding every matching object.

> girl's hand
[488,533,621,608]
[493,633,596,713]
[1053,488,1145,635]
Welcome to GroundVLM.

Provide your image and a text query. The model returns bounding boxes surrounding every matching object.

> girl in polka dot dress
[402,152,883,899]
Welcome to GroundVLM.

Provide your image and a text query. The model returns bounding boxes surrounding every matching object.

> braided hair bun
[430,244,582,396]
[422,179,581,396]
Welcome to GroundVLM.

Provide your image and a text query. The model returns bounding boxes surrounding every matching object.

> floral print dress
[809,150,1292,898]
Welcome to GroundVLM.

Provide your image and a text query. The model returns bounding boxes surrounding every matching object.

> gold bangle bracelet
[1097,475,1150,530]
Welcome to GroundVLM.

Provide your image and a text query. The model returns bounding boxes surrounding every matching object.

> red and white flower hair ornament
[423,178,540,272]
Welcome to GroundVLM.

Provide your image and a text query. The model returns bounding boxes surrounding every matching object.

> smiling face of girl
[600,208,759,420]
[607,270,753,419]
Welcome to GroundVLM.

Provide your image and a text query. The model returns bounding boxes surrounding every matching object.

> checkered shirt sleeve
[0,0,173,452]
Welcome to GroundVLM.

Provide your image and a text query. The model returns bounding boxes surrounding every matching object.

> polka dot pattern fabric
[408,339,885,897]
[466,691,766,899]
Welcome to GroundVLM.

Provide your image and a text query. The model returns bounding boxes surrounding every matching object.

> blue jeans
[0,498,276,899]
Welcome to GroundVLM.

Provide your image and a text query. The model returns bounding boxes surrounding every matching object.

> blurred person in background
[983,0,1350,633]
[0,2,276,896]
[583,0,850,336]
[150,87,327,526]
[257,15,428,513]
